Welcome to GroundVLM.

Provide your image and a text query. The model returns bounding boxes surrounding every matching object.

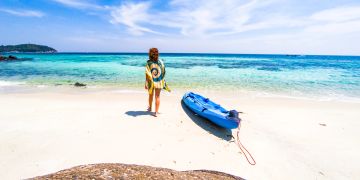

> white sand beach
[0,88,360,179]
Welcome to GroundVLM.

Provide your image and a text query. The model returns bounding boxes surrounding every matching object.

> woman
[145,48,170,117]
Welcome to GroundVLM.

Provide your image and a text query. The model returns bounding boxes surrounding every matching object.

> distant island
[0,44,57,53]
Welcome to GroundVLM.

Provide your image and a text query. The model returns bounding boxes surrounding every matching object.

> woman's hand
[145,81,148,89]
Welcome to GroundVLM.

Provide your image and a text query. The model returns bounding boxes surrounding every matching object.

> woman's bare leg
[148,90,154,111]
[154,88,161,116]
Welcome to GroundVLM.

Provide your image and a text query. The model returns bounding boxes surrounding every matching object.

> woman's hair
[149,48,159,61]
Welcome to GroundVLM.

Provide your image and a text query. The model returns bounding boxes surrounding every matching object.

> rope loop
[236,125,256,165]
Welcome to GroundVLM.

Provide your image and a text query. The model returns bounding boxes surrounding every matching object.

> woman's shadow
[125,111,152,117]
[181,100,233,141]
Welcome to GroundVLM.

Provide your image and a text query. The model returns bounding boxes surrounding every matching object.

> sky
[0,0,360,55]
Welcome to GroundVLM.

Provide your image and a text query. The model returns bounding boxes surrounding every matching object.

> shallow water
[0,53,359,100]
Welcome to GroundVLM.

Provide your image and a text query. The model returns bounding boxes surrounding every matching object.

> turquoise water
[1,53,360,99]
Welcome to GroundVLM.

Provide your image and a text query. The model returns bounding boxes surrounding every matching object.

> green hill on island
[0,44,57,53]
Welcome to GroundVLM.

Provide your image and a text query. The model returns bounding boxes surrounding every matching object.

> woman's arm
[145,63,148,89]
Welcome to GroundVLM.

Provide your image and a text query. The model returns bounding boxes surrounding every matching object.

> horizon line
[3,51,360,57]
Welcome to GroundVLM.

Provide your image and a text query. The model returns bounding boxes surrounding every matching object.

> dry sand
[0,88,359,179]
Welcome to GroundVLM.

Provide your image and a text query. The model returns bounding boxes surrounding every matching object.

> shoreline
[1,82,360,104]
[1,88,360,179]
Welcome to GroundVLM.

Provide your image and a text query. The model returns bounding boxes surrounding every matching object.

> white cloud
[167,0,265,36]
[48,0,360,55]
[52,0,163,35]
[108,0,287,37]
[311,6,360,22]
[303,5,360,35]
[51,0,306,37]
[109,2,163,35]
[305,20,360,34]
[51,0,104,10]
[0,8,44,17]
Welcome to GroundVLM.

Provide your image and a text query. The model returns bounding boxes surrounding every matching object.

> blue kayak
[182,92,240,129]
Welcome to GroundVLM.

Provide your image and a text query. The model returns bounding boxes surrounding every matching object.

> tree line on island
[0,44,57,61]
[0,44,57,53]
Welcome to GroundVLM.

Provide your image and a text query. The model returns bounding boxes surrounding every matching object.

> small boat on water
[182,92,240,129]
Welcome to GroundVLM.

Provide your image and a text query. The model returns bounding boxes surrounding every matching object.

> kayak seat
[188,93,194,98]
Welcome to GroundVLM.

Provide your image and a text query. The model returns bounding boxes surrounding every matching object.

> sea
[0,53,359,101]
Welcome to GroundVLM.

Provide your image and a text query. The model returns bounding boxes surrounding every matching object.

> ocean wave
[0,80,26,87]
